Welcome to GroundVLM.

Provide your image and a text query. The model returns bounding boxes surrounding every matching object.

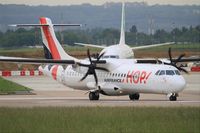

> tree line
[0,25,199,48]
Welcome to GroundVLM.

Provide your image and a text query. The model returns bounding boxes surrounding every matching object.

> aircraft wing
[0,58,75,65]
[132,42,175,50]
[136,57,200,64]
[74,43,106,49]
[10,24,81,27]
[0,56,106,65]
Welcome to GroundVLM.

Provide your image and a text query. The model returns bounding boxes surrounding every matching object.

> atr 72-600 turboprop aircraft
[75,3,174,59]
[1,17,199,101]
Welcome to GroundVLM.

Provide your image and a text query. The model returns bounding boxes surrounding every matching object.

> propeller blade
[168,48,172,62]
[79,49,108,86]
[175,54,185,63]
[95,67,109,72]
[93,71,98,86]
[166,48,189,74]
[97,52,105,61]
[80,71,89,81]
[87,49,92,63]
[178,67,189,74]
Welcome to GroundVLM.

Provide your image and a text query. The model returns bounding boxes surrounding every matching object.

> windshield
[155,70,181,76]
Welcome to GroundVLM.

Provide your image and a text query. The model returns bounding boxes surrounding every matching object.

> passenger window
[155,70,160,75]
[159,70,165,75]
[103,56,109,59]
[166,70,175,75]
[110,56,116,58]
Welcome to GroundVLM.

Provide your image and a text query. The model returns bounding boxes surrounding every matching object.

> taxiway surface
[0,73,199,107]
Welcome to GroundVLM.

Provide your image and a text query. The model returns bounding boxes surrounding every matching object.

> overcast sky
[0,0,200,6]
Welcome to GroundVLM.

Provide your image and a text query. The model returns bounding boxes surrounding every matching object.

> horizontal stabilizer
[9,24,81,27]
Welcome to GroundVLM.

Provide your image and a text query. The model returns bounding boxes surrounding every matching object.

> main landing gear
[89,91,99,100]
[168,93,178,101]
[129,93,140,100]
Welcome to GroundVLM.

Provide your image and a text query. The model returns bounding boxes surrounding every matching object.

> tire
[169,95,177,101]
[134,93,140,100]
[89,92,99,100]
[129,93,140,100]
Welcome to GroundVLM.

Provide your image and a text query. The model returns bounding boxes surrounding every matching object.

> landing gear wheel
[129,93,140,100]
[169,95,177,101]
[89,92,99,100]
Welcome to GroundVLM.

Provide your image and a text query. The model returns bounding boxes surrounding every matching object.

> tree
[129,25,137,34]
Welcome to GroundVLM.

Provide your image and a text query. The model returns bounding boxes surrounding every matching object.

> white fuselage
[101,44,134,59]
[40,59,186,96]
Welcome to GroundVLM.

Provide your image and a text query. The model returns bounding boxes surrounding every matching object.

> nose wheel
[129,93,140,100]
[168,93,177,101]
[89,91,99,100]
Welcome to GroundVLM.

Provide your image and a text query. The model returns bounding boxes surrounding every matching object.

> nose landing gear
[168,93,178,101]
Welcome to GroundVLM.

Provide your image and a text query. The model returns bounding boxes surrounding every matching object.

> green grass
[0,107,199,133]
[0,76,31,94]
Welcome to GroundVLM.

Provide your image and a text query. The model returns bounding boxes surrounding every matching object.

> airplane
[1,17,199,101]
[74,3,174,59]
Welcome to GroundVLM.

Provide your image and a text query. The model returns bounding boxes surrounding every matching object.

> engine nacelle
[71,60,90,74]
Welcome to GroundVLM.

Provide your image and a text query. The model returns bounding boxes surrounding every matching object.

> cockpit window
[174,70,181,75]
[156,70,181,76]
[159,70,165,75]
[166,70,175,75]
[155,70,160,75]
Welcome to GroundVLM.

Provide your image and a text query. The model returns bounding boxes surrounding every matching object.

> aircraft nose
[175,76,186,92]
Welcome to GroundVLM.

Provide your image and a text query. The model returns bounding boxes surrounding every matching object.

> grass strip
[0,76,31,94]
[0,107,199,133]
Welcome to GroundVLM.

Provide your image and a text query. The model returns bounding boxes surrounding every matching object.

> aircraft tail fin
[119,2,126,45]
[10,18,81,60]
[39,17,76,60]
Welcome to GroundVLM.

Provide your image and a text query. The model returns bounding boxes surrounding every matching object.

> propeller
[78,49,109,86]
[166,48,188,73]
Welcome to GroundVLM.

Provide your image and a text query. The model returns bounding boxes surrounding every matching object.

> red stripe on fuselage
[51,65,59,80]
[40,18,61,59]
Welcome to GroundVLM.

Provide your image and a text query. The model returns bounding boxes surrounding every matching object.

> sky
[0,0,200,6]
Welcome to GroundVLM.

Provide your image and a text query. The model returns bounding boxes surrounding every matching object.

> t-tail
[119,2,126,45]
[10,17,81,61]
[39,17,77,60]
